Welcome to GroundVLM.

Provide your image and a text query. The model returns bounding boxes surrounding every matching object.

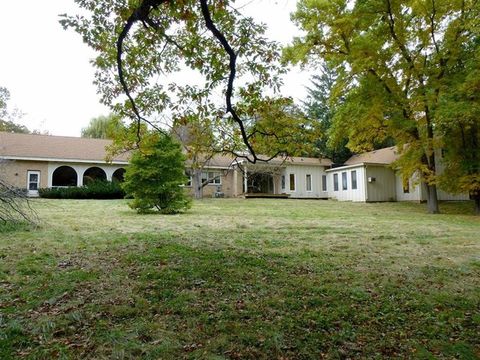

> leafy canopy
[285,0,480,213]
[61,0,298,161]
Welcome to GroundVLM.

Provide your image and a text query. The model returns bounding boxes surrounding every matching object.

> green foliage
[81,113,125,139]
[238,96,321,158]
[60,1,285,158]
[39,180,125,199]
[122,134,191,214]
[302,65,352,163]
[285,0,480,212]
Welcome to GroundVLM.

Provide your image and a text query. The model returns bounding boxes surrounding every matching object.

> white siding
[395,172,423,202]
[327,165,366,202]
[283,165,328,198]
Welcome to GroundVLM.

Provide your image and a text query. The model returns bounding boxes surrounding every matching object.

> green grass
[1,199,479,359]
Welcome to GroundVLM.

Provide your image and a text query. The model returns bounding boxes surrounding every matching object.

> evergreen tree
[122,134,192,214]
[302,65,352,164]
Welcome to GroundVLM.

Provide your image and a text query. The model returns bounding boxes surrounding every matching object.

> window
[351,171,357,190]
[403,180,410,194]
[306,174,312,192]
[281,175,285,190]
[342,172,348,190]
[289,173,295,191]
[201,171,221,185]
[333,173,339,191]
[322,175,327,192]
[208,171,221,185]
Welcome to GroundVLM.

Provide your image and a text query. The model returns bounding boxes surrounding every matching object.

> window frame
[322,175,327,192]
[289,173,296,192]
[342,172,348,190]
[333,173,339,191]
[306,174,312,192]
[351,170,357,190]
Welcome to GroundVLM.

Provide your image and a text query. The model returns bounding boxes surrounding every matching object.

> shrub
[122,134,192,214]
[39,180,125,199]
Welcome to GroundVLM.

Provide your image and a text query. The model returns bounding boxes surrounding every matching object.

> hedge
[39,180,125,199]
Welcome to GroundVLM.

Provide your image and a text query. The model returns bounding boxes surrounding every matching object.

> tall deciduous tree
[81,113,125,139]
[285,0,480,214]
[61,0,287,163]
[437,41,480,214]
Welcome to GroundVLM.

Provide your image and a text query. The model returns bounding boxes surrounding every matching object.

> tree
[122,134,192,213]
[81,113,125,139]
[302,64,352,164]
[437,41,480,214]
[0,87,29,134]
[61,0,288,164]
[171,115,228,199]
[285,0,480,214]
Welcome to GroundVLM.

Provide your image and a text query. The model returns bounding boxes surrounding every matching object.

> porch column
[244,166,248,194]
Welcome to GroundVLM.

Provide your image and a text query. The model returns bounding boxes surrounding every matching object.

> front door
[27,171,40,196]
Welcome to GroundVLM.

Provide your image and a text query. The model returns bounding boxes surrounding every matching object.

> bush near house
[38,180,125,199]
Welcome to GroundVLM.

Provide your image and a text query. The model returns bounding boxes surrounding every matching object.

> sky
[0,0,311,137]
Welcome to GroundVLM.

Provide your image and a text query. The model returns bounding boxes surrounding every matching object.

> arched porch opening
[52,166,78,187]
[112,168,126,183]
[83,167,107,185]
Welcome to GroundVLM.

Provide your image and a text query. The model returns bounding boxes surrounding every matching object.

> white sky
[0,0,311,137]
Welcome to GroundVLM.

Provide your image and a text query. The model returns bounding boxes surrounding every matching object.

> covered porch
[241,163,286,197]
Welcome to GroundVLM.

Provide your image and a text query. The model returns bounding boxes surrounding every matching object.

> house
[237,156,332,198]
[326,146,469,202]
[0,132,129,196]
[0,132,334,199]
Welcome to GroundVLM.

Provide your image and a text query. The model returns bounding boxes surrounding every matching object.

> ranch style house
[0,132,468,202]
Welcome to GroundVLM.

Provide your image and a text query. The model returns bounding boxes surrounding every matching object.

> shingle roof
[0,132,129,163]
[0,132,333,168]
[345,146,399,165]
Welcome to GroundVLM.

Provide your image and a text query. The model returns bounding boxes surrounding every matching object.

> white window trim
[306,174,313,192]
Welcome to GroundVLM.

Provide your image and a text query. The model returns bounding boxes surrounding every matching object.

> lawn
[1,199,479,359]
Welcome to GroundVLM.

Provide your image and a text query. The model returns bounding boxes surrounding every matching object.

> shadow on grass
[1,231,479,359]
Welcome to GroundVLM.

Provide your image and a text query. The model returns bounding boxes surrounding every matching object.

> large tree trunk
[193,169,203,199]
[425,184,440,214]
[473,194,480,215]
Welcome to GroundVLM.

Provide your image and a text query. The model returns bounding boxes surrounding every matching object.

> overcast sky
[0,0,311,137]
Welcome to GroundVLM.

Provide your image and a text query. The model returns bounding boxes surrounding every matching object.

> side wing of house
[282,164,328,198]
[327,165,367,202]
